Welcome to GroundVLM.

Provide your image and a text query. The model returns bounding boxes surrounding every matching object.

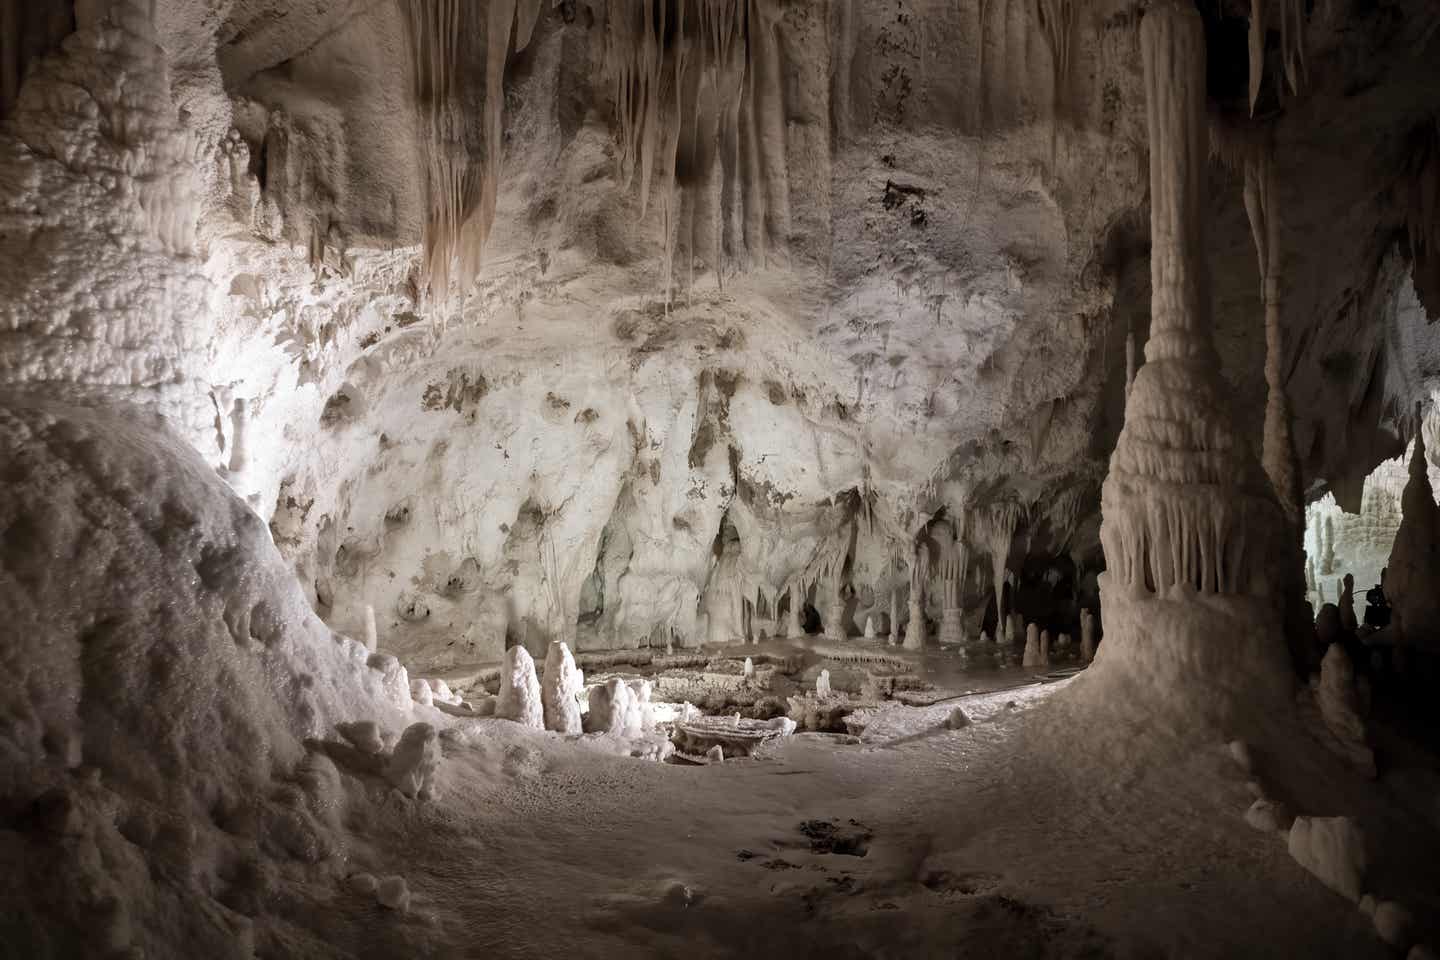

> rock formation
[363,604,378,653]
[1317,643,1376,777]
[1023,623,1041,667]
[583,677,633,736]
[497,645,544,729]
[905,542,929,652]
[1081,0,1293,726]
[939,538,967,645]
[541,641,584,734]
[385,722,442,799]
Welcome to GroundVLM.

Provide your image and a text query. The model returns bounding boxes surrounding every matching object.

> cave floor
[265,679,1401,960]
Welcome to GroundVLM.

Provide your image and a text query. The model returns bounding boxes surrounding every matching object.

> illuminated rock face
[1088,0,1292,726]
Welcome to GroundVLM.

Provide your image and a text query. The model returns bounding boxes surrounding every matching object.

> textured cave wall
[3,0,1440,666]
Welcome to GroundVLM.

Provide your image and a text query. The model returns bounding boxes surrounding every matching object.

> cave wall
[3,0,1439,665]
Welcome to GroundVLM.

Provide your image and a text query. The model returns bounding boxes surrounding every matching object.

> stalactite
[398,0,542,302]
[1036,0,1077,168]
[1248,0,1307,116]
[972,501,1022,633]
[599,0,788,301]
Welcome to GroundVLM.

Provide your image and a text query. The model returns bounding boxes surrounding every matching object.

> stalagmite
[1080,608,1096,661]
[1022,622,1041,667]
[227,398,249,476]
[496,645,544,729]
[385,722,441,799]
[1089,0,1292,723]
[889,587,901,646]
[1288,816,1366,903]
[863,616,876,640]
[625,679,654,735]
[1317,643,1375,777]
[1039,629,1051,666]
[362,604,378,653]
[743,656,754,680]
[541,641,583,735]
[905,541,929,651]
[816,669,832,699]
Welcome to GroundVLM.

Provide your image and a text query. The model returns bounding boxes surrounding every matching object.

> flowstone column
[904,542,928,651]
[1245,148,1315,672]
[939,540,967,645]
[1089,0,1291,723]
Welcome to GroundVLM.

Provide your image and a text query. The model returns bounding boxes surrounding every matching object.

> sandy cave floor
[255,676,1425,960]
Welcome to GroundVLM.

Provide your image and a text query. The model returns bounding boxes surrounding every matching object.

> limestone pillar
[1089,0,1291,724]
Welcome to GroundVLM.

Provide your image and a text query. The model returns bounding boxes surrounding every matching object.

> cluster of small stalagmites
[1226,739,1432,957]
[1021,624,1049,668]
[584,677,655,737]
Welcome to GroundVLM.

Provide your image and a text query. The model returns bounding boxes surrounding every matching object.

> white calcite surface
[541,641,584,735]
[385,722,441,799]
[584,677,634,737]
[496,645,544,729]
